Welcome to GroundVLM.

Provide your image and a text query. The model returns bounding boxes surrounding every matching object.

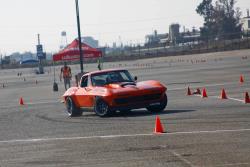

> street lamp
[75,0,84,73]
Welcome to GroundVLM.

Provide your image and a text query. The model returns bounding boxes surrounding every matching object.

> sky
[0,0,249,55]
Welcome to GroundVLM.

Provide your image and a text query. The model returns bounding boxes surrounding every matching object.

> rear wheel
[94,97,111,117]
[65,97,82,117]
[146,94,168,113]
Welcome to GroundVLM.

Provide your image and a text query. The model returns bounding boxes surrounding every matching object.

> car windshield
[91,70,134,86]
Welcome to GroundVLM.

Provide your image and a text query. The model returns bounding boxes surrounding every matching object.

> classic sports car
[63,69,167,117]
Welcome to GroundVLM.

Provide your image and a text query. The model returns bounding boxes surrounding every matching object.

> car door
[75,75,94,107]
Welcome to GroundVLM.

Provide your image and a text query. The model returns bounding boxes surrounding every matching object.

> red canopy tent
[53,39,102,61]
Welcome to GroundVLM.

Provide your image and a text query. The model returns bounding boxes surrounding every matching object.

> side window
[81,76,88,87]
[120,72,131,81]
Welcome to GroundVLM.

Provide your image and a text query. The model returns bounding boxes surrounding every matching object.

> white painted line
[210,96,245,103]
[228,97,244,103]
[192,94,245,103]
[193,94,202,97]
[210,96,218,98]
[1,128,250,144]
[170,150,196,167]
[26,100,61,105]
[212,162,250,167]
[0,100,61,109]
[170,129,250,135]
[168,81,238,91]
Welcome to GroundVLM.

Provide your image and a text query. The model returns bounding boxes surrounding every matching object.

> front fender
[62,87,79,101]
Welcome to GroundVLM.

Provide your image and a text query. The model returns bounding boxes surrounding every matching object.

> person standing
[97,58,102,70]
[60,62,72,90]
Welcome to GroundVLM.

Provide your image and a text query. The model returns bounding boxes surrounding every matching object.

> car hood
[104,80,166,95]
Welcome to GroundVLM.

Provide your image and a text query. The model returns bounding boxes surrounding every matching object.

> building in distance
[81,36,99,48]
[241,9,250,35]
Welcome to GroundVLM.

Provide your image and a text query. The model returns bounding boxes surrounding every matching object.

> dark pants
[63,77,71,90]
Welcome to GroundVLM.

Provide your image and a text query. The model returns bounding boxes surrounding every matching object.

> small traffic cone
[19,97,24,105]
[220,88,228,99]
[245,92,250,103]
[240,75,244,84]
[196,88,201,94]
[154,116,165,134]
[202,88,208,98]
[193,88,201,95]
[187,87,192,96]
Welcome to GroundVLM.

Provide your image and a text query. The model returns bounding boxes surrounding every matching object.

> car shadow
[110,109,195,118]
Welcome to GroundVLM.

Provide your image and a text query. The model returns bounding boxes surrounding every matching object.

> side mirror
[134,76,138,81]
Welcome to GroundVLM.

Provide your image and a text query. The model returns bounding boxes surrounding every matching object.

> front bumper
[110,100,162,111]
[108,92,165,110]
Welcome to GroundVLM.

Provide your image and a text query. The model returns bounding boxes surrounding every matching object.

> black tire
[65,97,82,117]
[94,97,111,117]
[146,94,168,113]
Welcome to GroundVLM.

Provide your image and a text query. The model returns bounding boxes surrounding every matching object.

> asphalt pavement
[0,49,250,167]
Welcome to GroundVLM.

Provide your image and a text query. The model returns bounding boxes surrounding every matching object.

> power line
[0,12,196,29]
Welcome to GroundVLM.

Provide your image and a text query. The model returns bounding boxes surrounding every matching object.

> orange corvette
[63,69,167,117]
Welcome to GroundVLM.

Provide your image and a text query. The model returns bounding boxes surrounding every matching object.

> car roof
[86,69,127,76]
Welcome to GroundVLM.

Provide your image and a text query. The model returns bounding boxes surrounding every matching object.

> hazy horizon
[0,0,249,55]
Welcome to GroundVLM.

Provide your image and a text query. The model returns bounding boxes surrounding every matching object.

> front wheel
[146,94,168,113]
[65,97,82,117]
[94,97,111,117]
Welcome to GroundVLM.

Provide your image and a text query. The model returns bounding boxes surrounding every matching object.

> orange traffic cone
[240,75,244,84]
[19,97,24,105]
[154,116,165,133]
[202,88,208,98]
[220,88,228,99]
[245,92,250,103]
[187,87,192,96]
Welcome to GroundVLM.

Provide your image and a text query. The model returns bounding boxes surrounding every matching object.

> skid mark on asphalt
[170,150,196,167]
[1,128,250,144]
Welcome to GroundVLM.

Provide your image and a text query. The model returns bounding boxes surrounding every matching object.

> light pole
[75,0,84,73]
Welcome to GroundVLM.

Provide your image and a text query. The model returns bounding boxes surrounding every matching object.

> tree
[196,0,215,38]
[196,0,242,39]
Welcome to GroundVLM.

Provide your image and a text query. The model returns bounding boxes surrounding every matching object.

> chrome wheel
[66,97,73,116]
[65,97,81,117]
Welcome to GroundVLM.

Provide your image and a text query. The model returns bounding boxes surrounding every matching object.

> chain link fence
[104,31,250,62]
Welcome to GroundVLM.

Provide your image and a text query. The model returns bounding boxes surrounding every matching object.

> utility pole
[75,0,84,73]
[0,54,2,69]
[36,34,45,74]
